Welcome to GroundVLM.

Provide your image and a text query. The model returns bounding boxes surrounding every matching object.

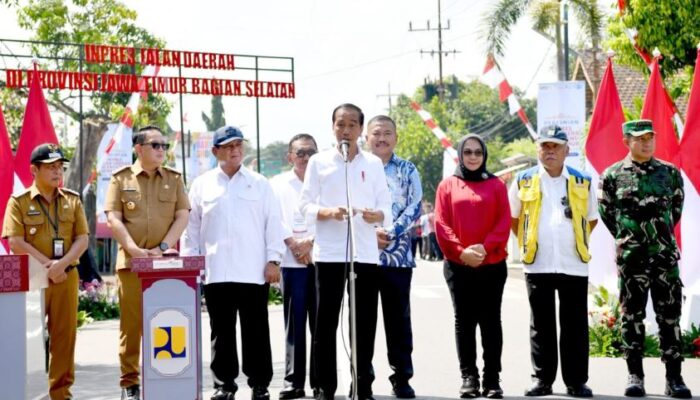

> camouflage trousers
[618,262,684,363]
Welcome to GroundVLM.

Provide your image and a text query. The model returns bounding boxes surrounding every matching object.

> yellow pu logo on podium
[153,326,187,359]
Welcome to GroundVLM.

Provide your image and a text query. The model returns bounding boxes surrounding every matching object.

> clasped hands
[460,244,487,268]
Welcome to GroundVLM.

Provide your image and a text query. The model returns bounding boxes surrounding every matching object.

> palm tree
[481,0,605,83]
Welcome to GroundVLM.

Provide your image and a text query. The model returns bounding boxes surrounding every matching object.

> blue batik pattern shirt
[380,153,423,268]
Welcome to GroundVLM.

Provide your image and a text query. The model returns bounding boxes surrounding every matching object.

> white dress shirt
[508,166,599,277]
[299,148,393,264]
[181,165,286,284]
[270,170,316,268]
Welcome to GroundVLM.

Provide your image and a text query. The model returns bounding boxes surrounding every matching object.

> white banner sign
[95,123,133,238]
[537,81,587,168]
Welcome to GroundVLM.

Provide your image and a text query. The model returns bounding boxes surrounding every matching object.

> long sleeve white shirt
[299,148,393,264]
[181,165,286,284]
[270,170,316,268]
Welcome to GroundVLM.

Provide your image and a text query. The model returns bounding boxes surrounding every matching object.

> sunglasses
[462,149,484,157]
[144,142,170,151]
[561,196,572,219]
[293,149,317,158]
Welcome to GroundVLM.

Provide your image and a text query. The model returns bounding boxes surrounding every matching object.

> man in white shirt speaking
[181,125,286,400]
[299,104,393,400]
[270,133,319,399]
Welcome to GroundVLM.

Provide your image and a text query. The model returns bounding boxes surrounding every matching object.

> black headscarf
[454,134,496,181]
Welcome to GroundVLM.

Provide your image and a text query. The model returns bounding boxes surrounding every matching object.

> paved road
[29,259,699,399]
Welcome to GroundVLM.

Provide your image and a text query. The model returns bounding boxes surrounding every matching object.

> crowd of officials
[1,102,693,400]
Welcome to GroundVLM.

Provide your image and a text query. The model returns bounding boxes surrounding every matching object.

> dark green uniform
[598,155,684,370]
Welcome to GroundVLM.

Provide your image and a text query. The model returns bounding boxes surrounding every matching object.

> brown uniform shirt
[104,160,190,269]
[2,184,89,260]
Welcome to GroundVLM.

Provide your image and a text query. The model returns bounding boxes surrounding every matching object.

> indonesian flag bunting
[481,55,537,139]
[678,47,700,293]
[641,57,680,165]
[0,105,14,254]
[409,101,458,164]
[14,64,60,189]
[584,57,627,289]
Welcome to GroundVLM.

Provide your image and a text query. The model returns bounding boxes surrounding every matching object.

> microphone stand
[342,145,359,400]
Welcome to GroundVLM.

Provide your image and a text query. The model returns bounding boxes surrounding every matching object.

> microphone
[340,140,350,162]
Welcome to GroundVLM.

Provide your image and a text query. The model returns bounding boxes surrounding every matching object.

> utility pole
[562,0,570,81]
[409,0,459,102]
[376,82,399,113]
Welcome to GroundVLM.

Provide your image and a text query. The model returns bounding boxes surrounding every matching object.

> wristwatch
[159,242,169,252]
[268,260,281,266]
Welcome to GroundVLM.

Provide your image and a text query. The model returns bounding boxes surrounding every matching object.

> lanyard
[37,197,59,238]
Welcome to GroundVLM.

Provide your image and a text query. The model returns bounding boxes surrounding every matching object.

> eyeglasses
[561,196,572,219]
[462,149,484,157]
[144,142,170,151]
[293,149,317,158]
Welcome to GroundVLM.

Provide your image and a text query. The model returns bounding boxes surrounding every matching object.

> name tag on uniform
[53,238,65,259]
[121,187,137,192]
[27,210,41,216]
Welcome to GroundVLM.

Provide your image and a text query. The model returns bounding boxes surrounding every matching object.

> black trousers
[281,266,317,389]
[524,273,589,387]
[312,262,378,395]
[429,232,443,260]
[204,281,273,391]
[444,260,507,379]
[376,267,414,383]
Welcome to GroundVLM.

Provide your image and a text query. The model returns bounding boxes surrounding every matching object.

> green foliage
[202,96,226,132]
[268,285,283,305]
[257,140,290,177]
[13,0,171,125]
[390,76,536,202]
[78,281,120,321]
[77,310,93,328]
[606,1,699,76]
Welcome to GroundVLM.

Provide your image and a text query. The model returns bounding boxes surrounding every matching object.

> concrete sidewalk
[28,260,699,399]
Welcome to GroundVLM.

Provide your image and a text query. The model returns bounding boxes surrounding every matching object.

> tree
[8,0,171,191]
[258,140,289,177]
[201,95,226,131]
[390,77,536,202]
[606,0,700,98]
[481,0,605,81]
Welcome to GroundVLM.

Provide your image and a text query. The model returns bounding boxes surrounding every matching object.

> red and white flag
[641,57,680,165]
[678,47,700,294]
[0,104,14,254]
[584,56,628,288]
[481,55,537,139]
[14,65,60,189]
[409,100,459,175]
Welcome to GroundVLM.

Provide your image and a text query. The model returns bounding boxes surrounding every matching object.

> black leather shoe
[624,374,645,397]
[315,388,335,400]
[279,386,306,400]
[524,379,553,397]
[122,385,140,400]
[665,376,692,399]
[566,384,593,398]
[211,388,235,400]
[482,379,503,399]
[251,387,270,400]
[460,375,480,398]
[390,379,416,399]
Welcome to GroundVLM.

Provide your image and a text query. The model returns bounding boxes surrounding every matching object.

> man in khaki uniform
[2,143,89,400]
[105,125,190,400]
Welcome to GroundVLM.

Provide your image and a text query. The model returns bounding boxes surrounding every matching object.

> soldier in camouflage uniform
[598,120,691,399]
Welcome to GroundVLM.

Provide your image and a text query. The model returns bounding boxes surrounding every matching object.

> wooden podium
[131,256,205,400]
[0,255,29,400]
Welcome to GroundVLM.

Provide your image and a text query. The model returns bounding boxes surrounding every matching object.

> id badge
[52,238,65,259]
